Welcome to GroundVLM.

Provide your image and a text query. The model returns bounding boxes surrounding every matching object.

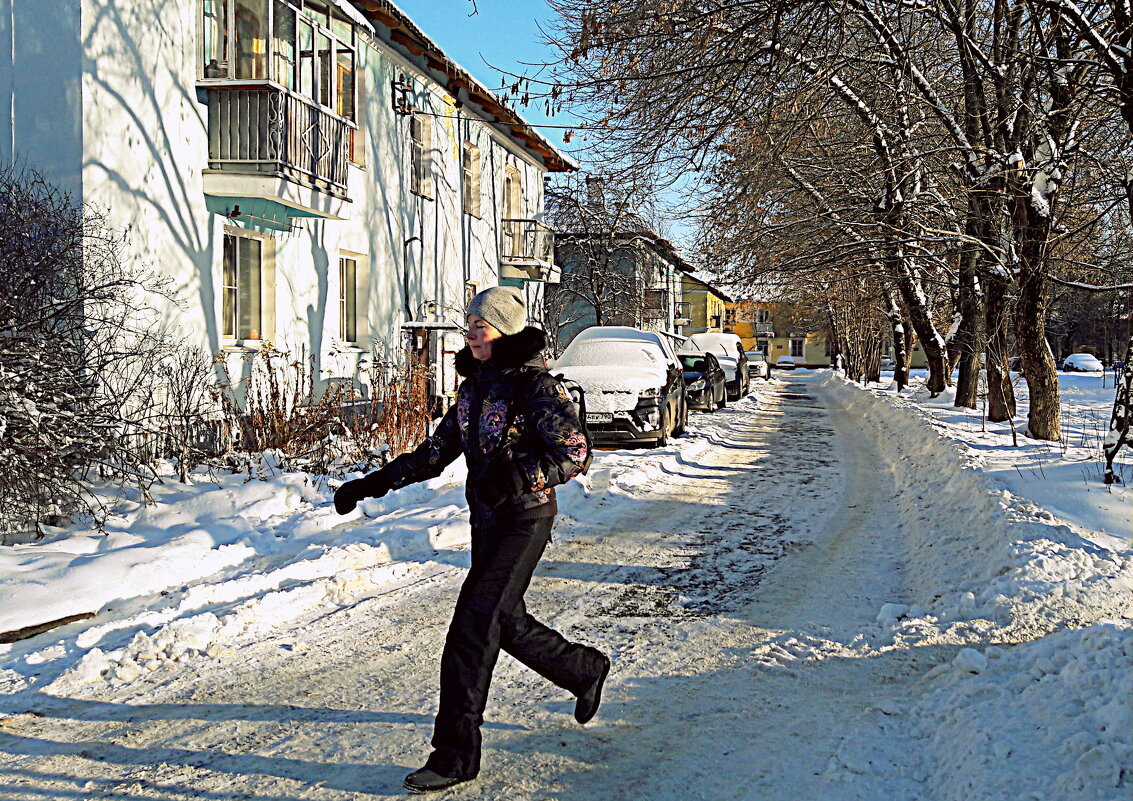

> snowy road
[0,373,1126,800]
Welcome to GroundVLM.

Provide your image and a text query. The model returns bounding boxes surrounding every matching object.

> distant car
[679,351,727,411]
[687,332,749,399]
[1008,356,1023,372]
[775,356,797,370]
[880,356,894,370]
[554,336,687,448]
[745,349,770,379]
[1061,353,1104,372]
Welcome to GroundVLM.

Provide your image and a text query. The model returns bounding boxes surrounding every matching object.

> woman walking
[334,286,610,793]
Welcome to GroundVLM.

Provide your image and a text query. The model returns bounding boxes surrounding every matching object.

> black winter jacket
[377,327,589,526]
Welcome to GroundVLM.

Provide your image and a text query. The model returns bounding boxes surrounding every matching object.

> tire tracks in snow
[0,375,945,800]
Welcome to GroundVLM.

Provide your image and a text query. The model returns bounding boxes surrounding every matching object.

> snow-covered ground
[0,368,1128,800]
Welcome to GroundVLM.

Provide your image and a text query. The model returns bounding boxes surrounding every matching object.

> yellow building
[730,300,931,368]
[681,273,731,335]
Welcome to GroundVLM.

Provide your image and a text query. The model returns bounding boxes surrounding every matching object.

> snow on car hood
[554,364,666,412]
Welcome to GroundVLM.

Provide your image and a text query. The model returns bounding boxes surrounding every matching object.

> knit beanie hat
[466,286,526,336]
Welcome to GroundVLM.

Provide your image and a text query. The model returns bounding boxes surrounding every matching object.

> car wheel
[717,387,727,409]
[705,390,715,413]
[674,399,688,435]
[653,406,671,448]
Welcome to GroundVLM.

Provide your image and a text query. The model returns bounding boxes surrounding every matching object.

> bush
[0,165,171,541]
[207,344,433,477]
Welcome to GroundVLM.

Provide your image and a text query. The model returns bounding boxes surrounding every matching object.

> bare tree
[541,0,1127,439]
[544,174,673,350]
[0,165,172,539]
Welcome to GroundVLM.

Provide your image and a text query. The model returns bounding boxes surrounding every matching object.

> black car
[680,351,727,411]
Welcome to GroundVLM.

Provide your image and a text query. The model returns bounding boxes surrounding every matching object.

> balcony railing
[500,219,557,281]
[753,322,775,335]
[501,219,554,262]
[206,83,351,198]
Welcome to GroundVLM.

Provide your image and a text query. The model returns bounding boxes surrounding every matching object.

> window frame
[410,112,433,199]
[790,337,805,358]
[338,255,358,343]
[462,142,481,217]
[221,227,273,345]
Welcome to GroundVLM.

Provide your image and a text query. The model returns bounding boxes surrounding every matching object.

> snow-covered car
[679,351,727,411]
[775,356,797,370]
[686,332,749,399]
[564,326,688,431]
[880,356,894,370]
[745,349,770,379]
[1061,353,1103,372]
[554,337,687,447]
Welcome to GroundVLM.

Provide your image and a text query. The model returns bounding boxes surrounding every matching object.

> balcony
[500,219,559,283]
[753,322,775,336]
[203,83,352,221]
[674,301,692,326]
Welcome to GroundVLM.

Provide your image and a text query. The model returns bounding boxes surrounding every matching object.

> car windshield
[558,339,664,368]
[690,334,735,351]
[680,355,706,371]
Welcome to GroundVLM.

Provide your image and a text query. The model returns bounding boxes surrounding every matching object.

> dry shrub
[209,345,433,475]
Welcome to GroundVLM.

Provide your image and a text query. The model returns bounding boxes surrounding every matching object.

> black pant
[425,515,606,778]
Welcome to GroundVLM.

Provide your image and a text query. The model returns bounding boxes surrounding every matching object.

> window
[234,0,268,79]
[202,0,228,76]
[222,232,264,340]
[503,166,523,218]
[502,166,523,256]
[790,337,804,357]
[411,113,432,198]
[271,2,296,88]
[338,256,357,342]
[201,0,356,119]
[462,143,481,216]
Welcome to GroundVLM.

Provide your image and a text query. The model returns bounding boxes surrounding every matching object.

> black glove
[334,472,393,514]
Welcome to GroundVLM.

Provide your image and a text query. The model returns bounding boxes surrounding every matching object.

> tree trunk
[890,254,949,395]
[953,248,983,409]
[984,276,1016,422]
[884,291,909,392]
[1013,202,1060,440]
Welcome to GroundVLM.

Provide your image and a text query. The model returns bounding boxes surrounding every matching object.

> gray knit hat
[466,286,526,336]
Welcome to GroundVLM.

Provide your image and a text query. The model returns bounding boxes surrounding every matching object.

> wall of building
[7,0,551,405]
[0,0,84,197]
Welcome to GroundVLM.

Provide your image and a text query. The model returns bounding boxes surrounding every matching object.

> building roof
[682,272,733,302]
[351,1,577,173]
[544,188,696,273]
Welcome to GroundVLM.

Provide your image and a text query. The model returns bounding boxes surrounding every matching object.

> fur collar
[455,326,548,377]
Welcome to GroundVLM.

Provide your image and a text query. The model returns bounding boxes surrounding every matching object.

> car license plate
[585,412,613,423]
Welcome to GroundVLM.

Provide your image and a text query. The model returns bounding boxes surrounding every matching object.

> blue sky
[391,0,696,250]
[391,0,570,131]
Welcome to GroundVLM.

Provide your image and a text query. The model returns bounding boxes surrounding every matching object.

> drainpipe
[403,235,421,321]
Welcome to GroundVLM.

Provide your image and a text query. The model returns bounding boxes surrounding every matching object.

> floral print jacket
[379,327,589,525]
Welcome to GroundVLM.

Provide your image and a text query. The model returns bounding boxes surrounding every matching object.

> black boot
[574,654,611,724]
[403,767,474,794]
